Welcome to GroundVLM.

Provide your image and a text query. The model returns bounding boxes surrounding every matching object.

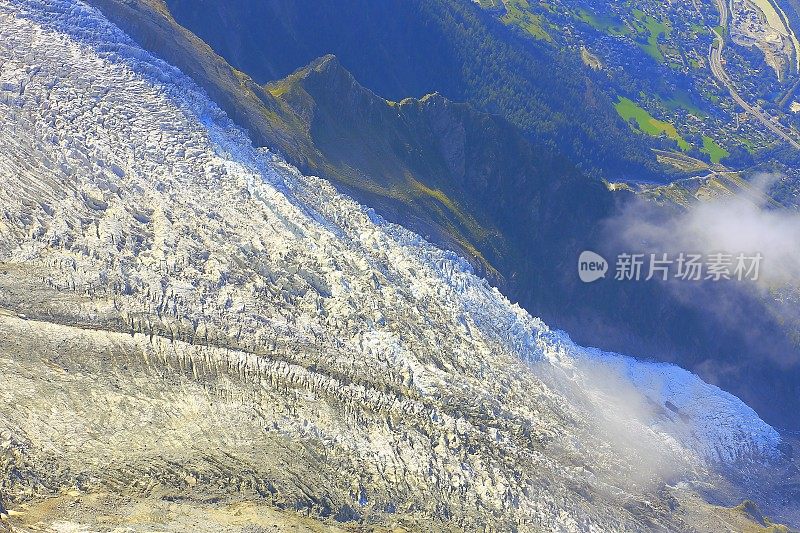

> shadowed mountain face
[162,0,664,183]
[267,54,614,286]
[85,0,800,430]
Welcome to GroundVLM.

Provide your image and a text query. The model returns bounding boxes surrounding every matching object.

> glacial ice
[0,0,786,530]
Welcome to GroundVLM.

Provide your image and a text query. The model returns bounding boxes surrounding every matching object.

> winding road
[708,0,800,150]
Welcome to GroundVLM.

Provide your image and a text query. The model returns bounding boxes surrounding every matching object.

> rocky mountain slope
[264,54,613,283]
[0,0,798,531]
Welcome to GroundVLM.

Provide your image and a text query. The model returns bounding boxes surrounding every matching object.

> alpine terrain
[84,0,800,431]
[0,1,799,532]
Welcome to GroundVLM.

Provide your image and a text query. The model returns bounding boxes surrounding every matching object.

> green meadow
[615,97,689,151]
[575,8,629,36]
[500,0,552,41]
[633,9,671,62]
[701,136,730,164]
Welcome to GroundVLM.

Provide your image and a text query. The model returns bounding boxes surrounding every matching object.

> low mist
[608,174,800,288]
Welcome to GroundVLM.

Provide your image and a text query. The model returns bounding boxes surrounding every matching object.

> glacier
[0,0,791,531]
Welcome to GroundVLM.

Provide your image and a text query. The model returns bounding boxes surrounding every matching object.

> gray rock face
[0,1,793,531]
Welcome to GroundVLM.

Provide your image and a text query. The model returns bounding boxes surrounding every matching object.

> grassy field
[615,97,690,151]
[690,23,707,34]
[575,8,629,36]
[701,135,730,163]
[737,136,757,154]
[500,0,552,41]
[633,9,671,62]
[661,91,707,117]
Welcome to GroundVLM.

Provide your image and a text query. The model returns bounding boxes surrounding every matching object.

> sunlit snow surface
[0,0,784,529]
